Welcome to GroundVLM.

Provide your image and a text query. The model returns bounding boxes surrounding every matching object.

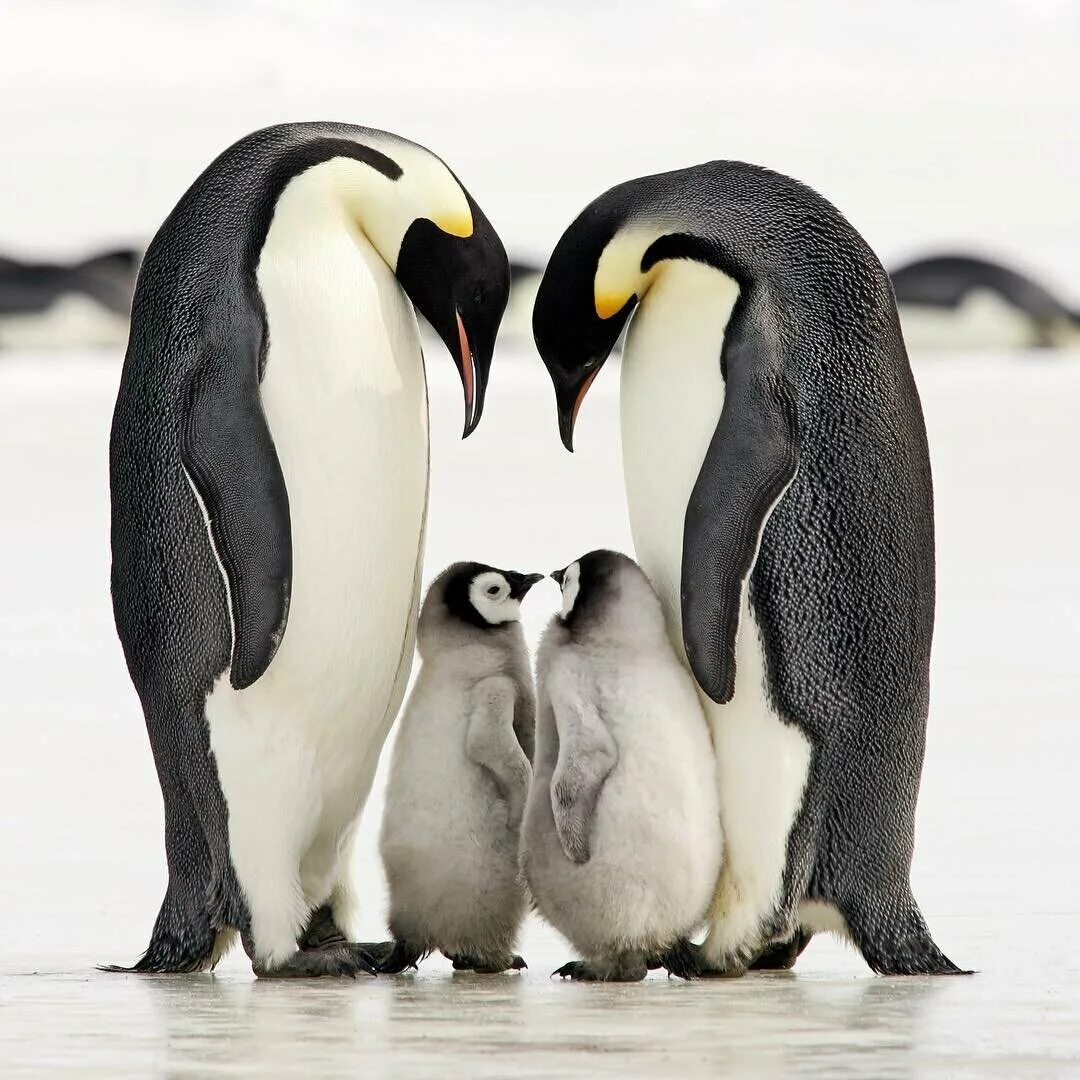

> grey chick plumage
[378,562,540,973]
[521,551,721,982]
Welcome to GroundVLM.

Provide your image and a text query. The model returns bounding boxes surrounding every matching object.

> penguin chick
[378,562,543,974]
[520,550,722,982]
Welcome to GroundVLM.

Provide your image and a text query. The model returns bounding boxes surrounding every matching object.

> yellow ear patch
[595,291,631,319]
[434,210,474,238]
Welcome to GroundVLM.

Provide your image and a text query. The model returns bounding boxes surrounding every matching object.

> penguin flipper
[181,316,292,690]
[681,288,799,704]
[466,675,532,830]
[548,672,618,864]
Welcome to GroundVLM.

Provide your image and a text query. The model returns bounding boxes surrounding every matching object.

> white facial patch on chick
[469,572,521,625]
[560,562,581,618]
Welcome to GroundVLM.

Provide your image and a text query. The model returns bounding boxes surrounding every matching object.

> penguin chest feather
[620,260,811,944]
[203,176,429,924]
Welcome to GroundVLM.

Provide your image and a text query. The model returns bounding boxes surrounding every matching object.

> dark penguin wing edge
[681,287,799,704]
[181,305,292,691]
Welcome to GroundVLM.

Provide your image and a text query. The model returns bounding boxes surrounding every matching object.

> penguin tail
[844,892,973,976]
[100,889,218,975]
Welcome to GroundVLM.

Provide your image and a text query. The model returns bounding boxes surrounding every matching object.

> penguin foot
[446,951,527,974]
[656,939,699,980]
[552,957,647,982]
[297,904,348,950]
[675,941,748,979]
[376,939,427,974]
[750,929,813,971]
[253,943,378,979]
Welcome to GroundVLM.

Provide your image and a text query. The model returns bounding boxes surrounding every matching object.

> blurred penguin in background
[891,253,1080,351]
[0,248,138,349]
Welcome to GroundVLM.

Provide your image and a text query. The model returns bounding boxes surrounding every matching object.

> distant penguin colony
[378,562,541,975]
[108,123,510,977]
[521,551,721,981]
[96,118,974,983]
[532,162,967,976]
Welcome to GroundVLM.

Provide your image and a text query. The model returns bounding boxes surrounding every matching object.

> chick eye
[486,585,501,597]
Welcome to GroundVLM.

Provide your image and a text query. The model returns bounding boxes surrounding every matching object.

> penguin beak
[554,368,601,453]
[550,568,566,586]
[507,572,544,600]
[456,309,486,439]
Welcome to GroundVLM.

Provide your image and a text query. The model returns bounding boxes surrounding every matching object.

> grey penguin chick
[521,550,722,982]
[378,562,543,974]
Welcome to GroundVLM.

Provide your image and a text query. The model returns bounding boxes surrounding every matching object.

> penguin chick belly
[620,262,812,962]
[380,672,524,953]
[205,198,428,961]
[531,659,720,957]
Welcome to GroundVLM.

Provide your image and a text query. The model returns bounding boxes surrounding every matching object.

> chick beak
[508,572,544,600]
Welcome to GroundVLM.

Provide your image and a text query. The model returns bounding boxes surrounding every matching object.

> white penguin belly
[897,290,1038,350]
[620,261,811,964]
[204,187,428,962]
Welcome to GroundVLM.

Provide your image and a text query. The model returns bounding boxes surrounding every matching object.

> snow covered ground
[1,344,1078,1076]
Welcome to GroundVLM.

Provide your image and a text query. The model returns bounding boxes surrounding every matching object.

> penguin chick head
[550,549,665,642]
[430,562,544,633]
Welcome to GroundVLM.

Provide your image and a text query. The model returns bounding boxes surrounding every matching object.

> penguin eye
[486,584,501,597]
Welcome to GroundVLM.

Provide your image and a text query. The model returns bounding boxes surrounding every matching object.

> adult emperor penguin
[108,123,510,977]
[531,162,966,976]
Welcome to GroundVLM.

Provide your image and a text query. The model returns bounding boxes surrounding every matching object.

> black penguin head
[553,550,668,643]
[551,549,631,629]
[532,201,638,452]
[533,163,857,452]
[442,562,543,630]
[395,189,510,438]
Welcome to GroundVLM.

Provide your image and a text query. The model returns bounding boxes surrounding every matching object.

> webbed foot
[446,951,526,974]
[750,929,813,971]
[552,955,647,982]
[377,939,427,974]
[251,943,378,979]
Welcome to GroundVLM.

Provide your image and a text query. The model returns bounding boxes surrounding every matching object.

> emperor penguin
[889,253,1080,351]
[531,163,967,976]
[520,550,721,982]
[378,562,541,975]
[108,123,510,977]
[0,248,138,349]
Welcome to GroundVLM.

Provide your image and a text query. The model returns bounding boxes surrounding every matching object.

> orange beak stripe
[571,367,601,429]
[456,309,474,418]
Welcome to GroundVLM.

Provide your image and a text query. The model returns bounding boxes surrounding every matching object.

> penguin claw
[552,960,591,980]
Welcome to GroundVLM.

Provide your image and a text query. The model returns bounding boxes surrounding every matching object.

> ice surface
[0,345,1078,1076]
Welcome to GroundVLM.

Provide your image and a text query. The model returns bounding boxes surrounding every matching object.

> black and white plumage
[108,123,510,977]
[0,248,138,348]
[532,162,966,976]
[890,253,1080,350]
[378,562,541,975]
[520,551,721,982]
